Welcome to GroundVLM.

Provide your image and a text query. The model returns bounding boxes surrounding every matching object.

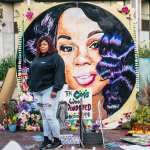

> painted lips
[74,74,96,86]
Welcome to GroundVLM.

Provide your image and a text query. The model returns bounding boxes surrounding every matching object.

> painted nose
[74,48,91,65]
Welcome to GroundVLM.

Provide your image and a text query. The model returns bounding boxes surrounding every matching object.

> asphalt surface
[0,129,128,150]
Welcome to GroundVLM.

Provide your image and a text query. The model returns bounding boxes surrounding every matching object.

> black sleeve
[52,55,65,93]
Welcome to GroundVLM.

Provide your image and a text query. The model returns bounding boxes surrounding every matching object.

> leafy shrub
[130,80,150,126]
[0,56,16,81]
[139,48,150,58]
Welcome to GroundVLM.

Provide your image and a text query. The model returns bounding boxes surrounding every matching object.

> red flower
[25,8,34,21]
[121,6,130,14]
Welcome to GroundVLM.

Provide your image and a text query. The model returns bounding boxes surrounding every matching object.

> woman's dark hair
[36,36,57,56]
[23,2,136,115]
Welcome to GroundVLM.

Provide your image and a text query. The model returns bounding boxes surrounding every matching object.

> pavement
[0,129,127,150]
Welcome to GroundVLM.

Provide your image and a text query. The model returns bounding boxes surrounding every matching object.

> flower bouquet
[1,100,19,132]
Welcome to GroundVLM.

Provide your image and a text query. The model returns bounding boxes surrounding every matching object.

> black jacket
[27,52,65,92]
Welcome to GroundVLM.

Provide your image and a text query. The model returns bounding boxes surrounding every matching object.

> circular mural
[19,2,136,127]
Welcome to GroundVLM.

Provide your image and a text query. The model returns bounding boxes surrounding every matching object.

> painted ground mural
[17,2,137,128]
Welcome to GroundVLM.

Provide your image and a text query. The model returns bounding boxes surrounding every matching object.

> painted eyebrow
[87,30,103,38]
[57,30,103,40]
[57,35,71,40]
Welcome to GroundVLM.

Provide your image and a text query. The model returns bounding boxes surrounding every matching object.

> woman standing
[27,36,65,149]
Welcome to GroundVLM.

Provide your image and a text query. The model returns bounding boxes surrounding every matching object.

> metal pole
[79,96,84,148]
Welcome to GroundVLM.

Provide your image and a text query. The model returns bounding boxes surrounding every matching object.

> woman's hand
[50,91,57,98]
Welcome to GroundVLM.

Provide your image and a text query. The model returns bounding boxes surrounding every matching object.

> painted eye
[60,45,73,52]
[89,41,100,50]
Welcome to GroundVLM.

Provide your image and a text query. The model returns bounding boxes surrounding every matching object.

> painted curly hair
[96,33,135,115]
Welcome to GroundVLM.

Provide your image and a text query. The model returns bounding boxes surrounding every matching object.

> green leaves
[131,105,150,125]
[0,56,16,81]
[139,48,150,58]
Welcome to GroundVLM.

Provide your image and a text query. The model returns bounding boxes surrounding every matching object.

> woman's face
[57,8,106,95]
[39,40,49,54]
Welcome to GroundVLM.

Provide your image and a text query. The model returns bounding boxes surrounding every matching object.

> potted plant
[7,114,18,132]
[3,99,19,132]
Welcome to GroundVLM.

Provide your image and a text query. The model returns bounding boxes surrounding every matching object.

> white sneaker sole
[54,144,63,149]
[46,144,63,150]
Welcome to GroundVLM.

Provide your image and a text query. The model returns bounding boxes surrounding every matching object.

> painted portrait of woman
[22,2,136,126]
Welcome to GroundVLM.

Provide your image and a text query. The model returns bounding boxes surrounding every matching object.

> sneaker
[39,140,52,150]
[50,140,63,149]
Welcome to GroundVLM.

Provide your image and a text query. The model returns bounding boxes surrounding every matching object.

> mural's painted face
[57,8,106,95]
[39,40,49,54]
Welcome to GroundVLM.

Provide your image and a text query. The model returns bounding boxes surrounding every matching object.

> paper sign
[62,89,92,121]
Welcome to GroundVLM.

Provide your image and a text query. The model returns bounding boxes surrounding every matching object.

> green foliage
[0,104,5,123]
[131,105,150,125]
[130,82,150,126]
[139,48,150,58]
[0,99,18,125]
[121,121,132,129]
[9,114,18,124]
[0,56,16,81]
[137,81,150,106]
[6,100,18,123]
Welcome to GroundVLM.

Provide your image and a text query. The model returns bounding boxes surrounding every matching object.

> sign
[62,89,92,121]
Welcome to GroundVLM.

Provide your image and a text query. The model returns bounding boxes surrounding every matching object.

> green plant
[0,56,16,81]
[131,81,150,126]
[137,80,150,106]
[8,114,18,124]
[139,48,150,58]
[4,100,18,125]
[0,103,6,124]
[131,105,150,125]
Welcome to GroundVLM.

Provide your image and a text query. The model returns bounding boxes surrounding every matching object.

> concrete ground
[0,129,127,150]
[0,84,128,150]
